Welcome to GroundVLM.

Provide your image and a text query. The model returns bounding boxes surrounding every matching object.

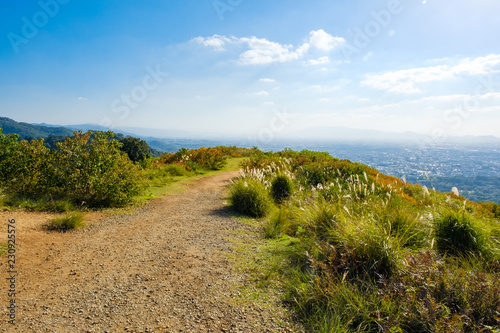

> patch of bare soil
[0,171,303,332]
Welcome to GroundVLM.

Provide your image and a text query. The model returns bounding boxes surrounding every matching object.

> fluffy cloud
[308,29,345,51]
[362,54,500,94]
[237,36,309,65]
[192,30,345,65]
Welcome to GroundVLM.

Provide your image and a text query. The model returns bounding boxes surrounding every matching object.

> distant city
[255,141,500,204]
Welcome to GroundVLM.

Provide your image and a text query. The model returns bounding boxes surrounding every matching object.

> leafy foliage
[120,136,152,162]
[0,129,144,208]
[159,147,227,171]
[53,131,144,207]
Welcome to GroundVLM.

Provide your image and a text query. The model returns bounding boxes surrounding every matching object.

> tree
[119,136,151,162]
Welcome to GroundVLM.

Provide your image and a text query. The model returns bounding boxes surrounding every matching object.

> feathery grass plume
[451,186,460,197]
[422,185,430,197]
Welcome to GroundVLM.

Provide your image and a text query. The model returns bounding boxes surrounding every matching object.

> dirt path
[0,171,301,332]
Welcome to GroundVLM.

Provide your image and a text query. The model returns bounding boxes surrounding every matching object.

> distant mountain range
[1,117,499,152]
[0,117,74,138]
[284,126,500,145]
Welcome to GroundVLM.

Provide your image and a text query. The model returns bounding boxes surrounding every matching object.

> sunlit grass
[231,150,500,332]
[46,212,85,231]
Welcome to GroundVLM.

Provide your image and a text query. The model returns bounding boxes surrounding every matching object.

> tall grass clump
[230,178,271,218]
[264,208,288,239]
[434,210,486,257]
[270,174,293,203]
[46,212,85,231]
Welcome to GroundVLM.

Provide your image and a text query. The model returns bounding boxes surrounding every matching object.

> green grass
[231,150,500,332]
[0,242,8,256]
[46,212,85,231]
[229,178,272,218]
[434,210,487,257]
[0,193,77,212]
[270,173,293,203]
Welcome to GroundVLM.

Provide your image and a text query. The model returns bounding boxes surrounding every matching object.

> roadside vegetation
[0,128,257,211]
[46,212,85,231]
[229,149,500,332]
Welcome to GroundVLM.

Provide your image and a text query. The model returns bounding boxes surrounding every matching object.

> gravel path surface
[1,171,303,332]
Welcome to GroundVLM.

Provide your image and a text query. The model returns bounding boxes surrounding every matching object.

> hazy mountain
[282,126,500,145]
[0,117,74,138]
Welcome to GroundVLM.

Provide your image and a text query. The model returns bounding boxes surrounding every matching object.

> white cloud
[259,78,276,83]
[76,97,87,101]
[308,29,345,51]
[255,91,269,96]
[481,92,500,100]
[361,54,500,94]
[192,35,234,51]
[308,56,330,66]
[237,36,309,65]
[192,29,345,66]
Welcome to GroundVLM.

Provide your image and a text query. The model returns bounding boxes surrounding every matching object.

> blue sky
[1,0,500,140]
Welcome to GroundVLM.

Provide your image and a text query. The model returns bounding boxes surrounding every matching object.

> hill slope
[0,117,74,138]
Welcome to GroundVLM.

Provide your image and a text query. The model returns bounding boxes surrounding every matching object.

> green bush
[434,211,486,257]
[230,178,271,218]
[120,136,152,162]
[270,174,293,203]
[0,131,54,196]
[46,212,85,231]
[53,131,144,207]
[165,164,188,177]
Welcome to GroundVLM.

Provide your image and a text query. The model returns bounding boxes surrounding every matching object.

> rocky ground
[0,171,304,332]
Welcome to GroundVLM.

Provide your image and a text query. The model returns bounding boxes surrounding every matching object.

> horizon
[1,1,500,141]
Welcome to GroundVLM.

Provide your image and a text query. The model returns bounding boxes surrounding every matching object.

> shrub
[434,211,486,257]
[190,147,227,170]
[53,131,144,207]
[0,131,54,196]
[230,178,271,217]
[165,164,188,177]
[270,174,293,203]
[46,212,85,231]
[120,136,152,162]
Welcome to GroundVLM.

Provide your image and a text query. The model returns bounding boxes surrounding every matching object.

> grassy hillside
[229,149,500,332]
